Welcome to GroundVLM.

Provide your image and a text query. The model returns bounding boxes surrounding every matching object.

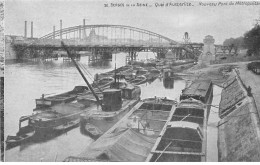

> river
[4,52,221,161]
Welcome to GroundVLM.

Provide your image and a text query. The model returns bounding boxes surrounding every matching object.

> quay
[218,66,260,161]
[182,60,260,161]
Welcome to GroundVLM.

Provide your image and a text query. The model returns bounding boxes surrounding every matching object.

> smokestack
[83,19,86,39]
[53,26,55,39]
[24,21,27,38]
[79,27,81,39]
[60,20,62,40]
[31,22,33,38]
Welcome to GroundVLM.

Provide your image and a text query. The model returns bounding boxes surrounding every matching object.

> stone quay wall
[218,70,260,161]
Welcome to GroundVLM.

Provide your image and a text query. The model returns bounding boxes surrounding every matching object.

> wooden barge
[5,116,35,149]
[30,102,88,135]
[35,86,89,109]
[64,97,177,162]
[35,76,114,110]
[146,79,213,162]
[80,83,141,137]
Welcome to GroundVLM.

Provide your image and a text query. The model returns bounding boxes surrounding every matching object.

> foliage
[223,36,245,48]
[244,24,260,56]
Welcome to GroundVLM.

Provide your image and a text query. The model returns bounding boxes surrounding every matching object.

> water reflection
[163,78,174,89]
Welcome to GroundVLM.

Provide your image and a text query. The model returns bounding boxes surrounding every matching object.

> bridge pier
[129,51,137,61]
[88,48,112,63]
[157,52,165,59]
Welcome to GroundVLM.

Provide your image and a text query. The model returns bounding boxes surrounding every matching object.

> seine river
[5,52,220,161]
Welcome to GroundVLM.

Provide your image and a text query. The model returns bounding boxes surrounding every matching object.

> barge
[128,75,147,85]
[5,116,35,149]
[65,97,177,162]
[30,102,88,135]
[35,85,89,109]
[80,83,141,137]
[146,79,213,162]
[35,77,114,110]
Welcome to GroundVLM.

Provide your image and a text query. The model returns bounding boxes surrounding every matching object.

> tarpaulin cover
[78,128,156,162]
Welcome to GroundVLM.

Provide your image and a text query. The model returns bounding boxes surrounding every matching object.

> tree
[223,36,245,48]
[244,24,260,56]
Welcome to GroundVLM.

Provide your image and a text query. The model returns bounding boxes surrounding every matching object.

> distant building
[203,35,215,56]
[199,35,216,64]
[165,50,176,60]
[86,29,108,42]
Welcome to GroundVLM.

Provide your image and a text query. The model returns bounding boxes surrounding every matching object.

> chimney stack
[53,26,55,39]
[24,21,27,38]
[31,22,33,38]
[83,19,86,39]
[60,20,62,40]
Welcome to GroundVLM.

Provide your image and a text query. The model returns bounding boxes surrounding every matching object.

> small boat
[82,123,103,140]
[128,75,147,85]
[118,68,134,78]
[156,60,167,70]
[94,72,114,80]
[92,77,114,89]
[6,116,35,148]
[136,69,149,77]
[107,65,133,74]
[146,69,161,81]
[35,85,89,109]
[124,70,137,81]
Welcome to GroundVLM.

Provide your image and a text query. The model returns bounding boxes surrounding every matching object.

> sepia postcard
[1,0,260,162]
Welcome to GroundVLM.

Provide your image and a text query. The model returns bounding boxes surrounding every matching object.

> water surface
[5,53,187,161]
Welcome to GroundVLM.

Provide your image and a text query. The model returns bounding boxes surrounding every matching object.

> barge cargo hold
[146,79,213,162]
[64,97,177,162]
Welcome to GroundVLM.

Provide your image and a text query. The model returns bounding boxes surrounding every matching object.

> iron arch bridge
[39,24,178,47]
[13,24,202,60]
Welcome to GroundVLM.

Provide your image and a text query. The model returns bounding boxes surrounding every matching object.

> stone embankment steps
[218,69,260,161]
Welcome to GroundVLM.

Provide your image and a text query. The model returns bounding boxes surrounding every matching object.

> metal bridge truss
[40,24,178,47]
[13,25,202,60]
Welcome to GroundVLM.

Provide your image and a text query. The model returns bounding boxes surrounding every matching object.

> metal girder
[40,24,178,45]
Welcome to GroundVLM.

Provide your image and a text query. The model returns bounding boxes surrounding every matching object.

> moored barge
[35,86,89,109]
[146,79,213,162]
[64,97,177,162]
[80,83,141,137]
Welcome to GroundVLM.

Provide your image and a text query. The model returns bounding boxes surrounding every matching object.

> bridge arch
[40,24,178,46]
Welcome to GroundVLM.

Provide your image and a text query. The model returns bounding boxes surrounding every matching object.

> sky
[4,0,260,44]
